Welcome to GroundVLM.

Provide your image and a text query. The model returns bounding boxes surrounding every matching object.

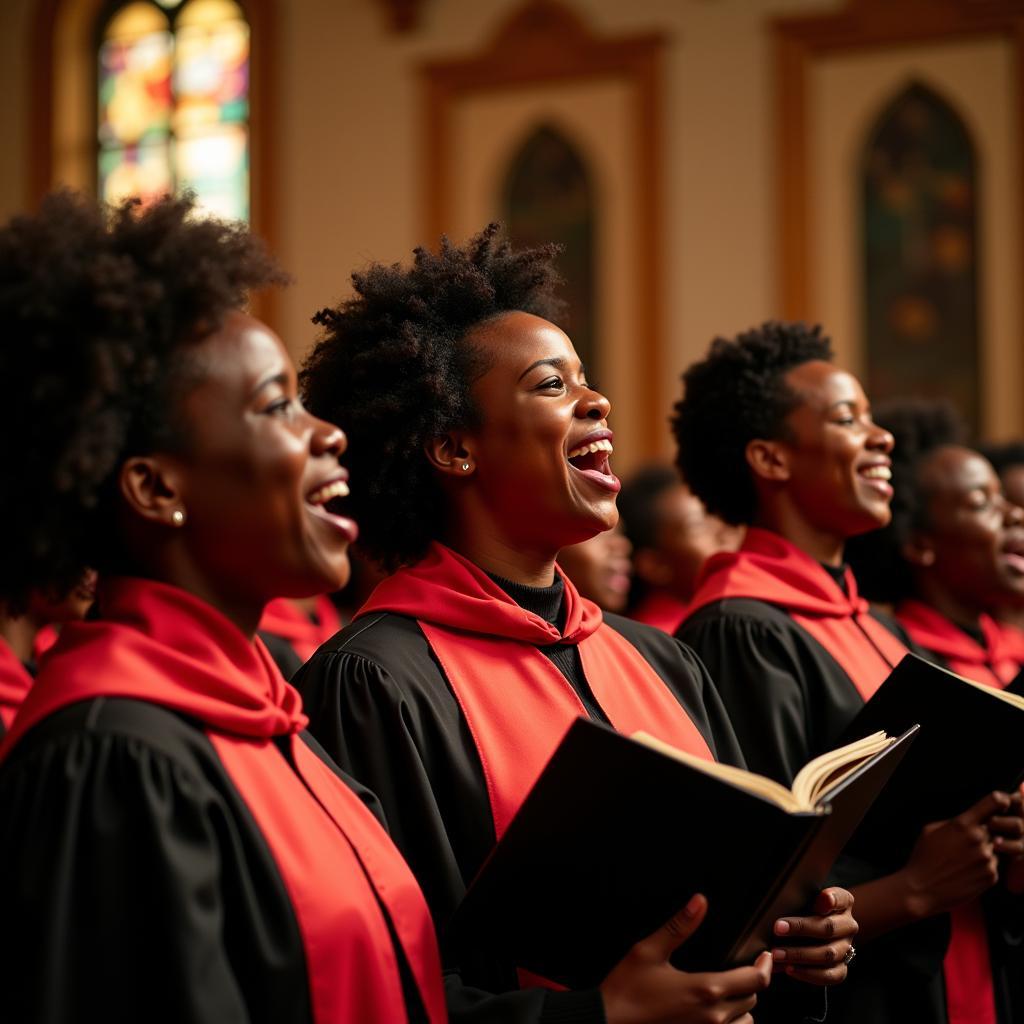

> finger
[642,893,707,961]
[772,939,852,967]
[688,954,773,1001]
[994,836,1024,857]
[782,963,849,987]
[960,791,1013,824]
[812,886,853,915]
[988,815,1024,837]
[774,911,857,941]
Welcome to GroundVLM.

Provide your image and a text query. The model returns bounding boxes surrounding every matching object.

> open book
[447,718,916,989]
[635,728,896,813]
[841,652,1024,865]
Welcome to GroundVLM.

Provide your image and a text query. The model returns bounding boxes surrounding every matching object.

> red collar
[630,590,690,635]
[0,638,32,730]
[359,541,603,644]
[259,596,343,662]
[897,599,1021,668]
[688,528,866,618]
[3,578,305,757]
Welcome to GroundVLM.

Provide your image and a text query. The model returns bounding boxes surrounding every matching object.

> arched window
[98,0,250,220]
[502,125,597,379]
[862,81,979,429]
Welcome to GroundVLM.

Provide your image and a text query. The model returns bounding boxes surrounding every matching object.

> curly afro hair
[300,224,564,570]
[845,398,966,604]
[977,440,1024,481]
[670,322,834,525]
[0,190,287,612]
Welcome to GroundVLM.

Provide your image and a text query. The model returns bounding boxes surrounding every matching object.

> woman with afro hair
[0,192,449,1024]
[673,323,1024,1024]
[293,226,858,1024]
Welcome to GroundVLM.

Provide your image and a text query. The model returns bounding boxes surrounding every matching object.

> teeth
[308,479,350,505]
[861,466,892,481]
[567,438,614,460]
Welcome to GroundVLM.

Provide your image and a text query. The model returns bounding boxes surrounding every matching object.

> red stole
[686,528,907,702]
[258,596,343,664]
[1,579,446,1024]
[629,590,690,636]
[0,638,32,731]
[687,532,995,1022]
[359,542,713,840]
[32,624,59,663]
[894,601,1008,1024]
[896,600,1021,690]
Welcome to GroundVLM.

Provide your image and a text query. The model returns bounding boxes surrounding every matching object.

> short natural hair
[300,224,564,570]
[671,322,833,525]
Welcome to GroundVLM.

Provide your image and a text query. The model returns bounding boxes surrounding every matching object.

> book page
[632,730,894,813]
[632,732,819,813]
[791,731,891,806]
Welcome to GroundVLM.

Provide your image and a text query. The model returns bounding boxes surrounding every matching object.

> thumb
[642,893,708,962]
[962,791,1012,825]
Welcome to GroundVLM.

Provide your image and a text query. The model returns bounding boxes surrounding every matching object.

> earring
[461,463,470,472]
[171,509,186,527]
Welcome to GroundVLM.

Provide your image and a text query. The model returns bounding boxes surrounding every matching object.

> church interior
[1,0,1021,469]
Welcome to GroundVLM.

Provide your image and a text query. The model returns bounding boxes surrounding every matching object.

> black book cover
[841,652,1024,866]
[447,718,915,990]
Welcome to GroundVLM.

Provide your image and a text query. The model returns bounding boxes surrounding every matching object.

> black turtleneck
[486,572,610,725]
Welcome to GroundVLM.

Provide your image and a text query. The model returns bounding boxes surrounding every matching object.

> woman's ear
[119,455,187,528]
[425,434,475,478]
[903,533,937,568]
[633,547,673,587]
[745,438,790,483]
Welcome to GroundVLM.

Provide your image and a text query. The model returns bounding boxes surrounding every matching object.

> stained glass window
[862,82,978,430]
[503,126,597,379]
[98,0,250,221]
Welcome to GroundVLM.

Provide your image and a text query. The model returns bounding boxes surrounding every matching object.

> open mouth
[1000,535,1024,575]
[857,462,893,496]
[307,478,349,512]
[567,436,620,493]
[305,477,359,542]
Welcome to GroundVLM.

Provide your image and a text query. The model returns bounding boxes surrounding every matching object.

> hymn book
[841,652,1024,865]
[448,718,915,989]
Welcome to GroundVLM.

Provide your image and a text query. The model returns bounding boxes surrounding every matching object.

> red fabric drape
[2,578,446,1024]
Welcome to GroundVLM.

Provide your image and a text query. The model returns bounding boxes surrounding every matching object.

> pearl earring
[461,463,470,472]
[172,509,186,527]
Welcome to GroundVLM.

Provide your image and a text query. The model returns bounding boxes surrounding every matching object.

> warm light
[105,2,169,40]
[176,0,245,28]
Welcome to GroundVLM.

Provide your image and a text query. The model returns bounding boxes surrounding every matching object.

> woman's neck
[751,506,845,567]
[912,574,984,634]
[0,613,39,663]
[442,531,559,588]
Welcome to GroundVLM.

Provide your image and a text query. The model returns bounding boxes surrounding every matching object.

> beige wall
[4,0,1019,460]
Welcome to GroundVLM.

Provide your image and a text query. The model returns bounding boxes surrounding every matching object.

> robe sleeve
[677,607,813,786]
[0,724,253,1023]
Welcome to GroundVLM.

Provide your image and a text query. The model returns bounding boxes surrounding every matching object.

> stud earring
[171,509,186,527]
[461,463,470,472]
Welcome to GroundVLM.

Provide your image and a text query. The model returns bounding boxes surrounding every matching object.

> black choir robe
[678,532,1023,1024]
[295,561,833,1024]
[0,697,432,1024]
[0,576,448,1024]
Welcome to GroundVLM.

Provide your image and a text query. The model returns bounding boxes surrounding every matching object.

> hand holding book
[600,894,772,1024]
[902,791,1006,920]
[771,886,857,986]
